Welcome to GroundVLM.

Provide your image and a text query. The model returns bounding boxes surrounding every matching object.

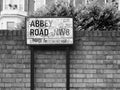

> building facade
[0,0,119,30]
[0,0,34,30]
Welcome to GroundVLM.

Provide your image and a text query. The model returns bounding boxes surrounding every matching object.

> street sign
[26,18,73,45]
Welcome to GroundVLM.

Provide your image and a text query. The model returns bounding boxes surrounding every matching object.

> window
[7,22,15,30]
[3,0,24,11]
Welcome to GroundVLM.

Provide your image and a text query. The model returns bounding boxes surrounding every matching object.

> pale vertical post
[3,0,5,10]
[44,0,46,6]
[73,0,75,6]
[118,0,120,10]
[85,0,87,5]
[105,0,106,4]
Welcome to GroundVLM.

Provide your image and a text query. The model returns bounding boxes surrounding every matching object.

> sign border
[26,17,74,46]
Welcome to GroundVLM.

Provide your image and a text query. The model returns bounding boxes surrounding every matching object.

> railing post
[31,47,35,90]
[66,47,70,90]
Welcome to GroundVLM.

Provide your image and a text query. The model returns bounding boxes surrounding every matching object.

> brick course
[70,31,120,90]
[0,30,120,90]
[0,30,30,90]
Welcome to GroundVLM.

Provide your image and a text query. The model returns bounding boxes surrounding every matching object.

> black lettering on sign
[35,29,39,36]
[66,29,70,36]
[30,29,49,36]
[35,20,39,27]
[40,20,44,27]
[39,29,44,35]
[44,29,49,36]
[39,29,49,36]
[30,29,34,36]
[32,38,42,42]
[29,20,53,27]
[30,21,35,27]
[54,28,70,36]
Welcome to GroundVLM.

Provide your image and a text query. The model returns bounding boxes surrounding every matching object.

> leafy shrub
[75,2,120,31]
[20,1,120,31]
[31,1,75,17]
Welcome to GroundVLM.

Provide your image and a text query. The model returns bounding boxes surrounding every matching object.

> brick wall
[70,31,120,90]
[0,30,30,90]
[34,50,66,90]
[0,30,120,90]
